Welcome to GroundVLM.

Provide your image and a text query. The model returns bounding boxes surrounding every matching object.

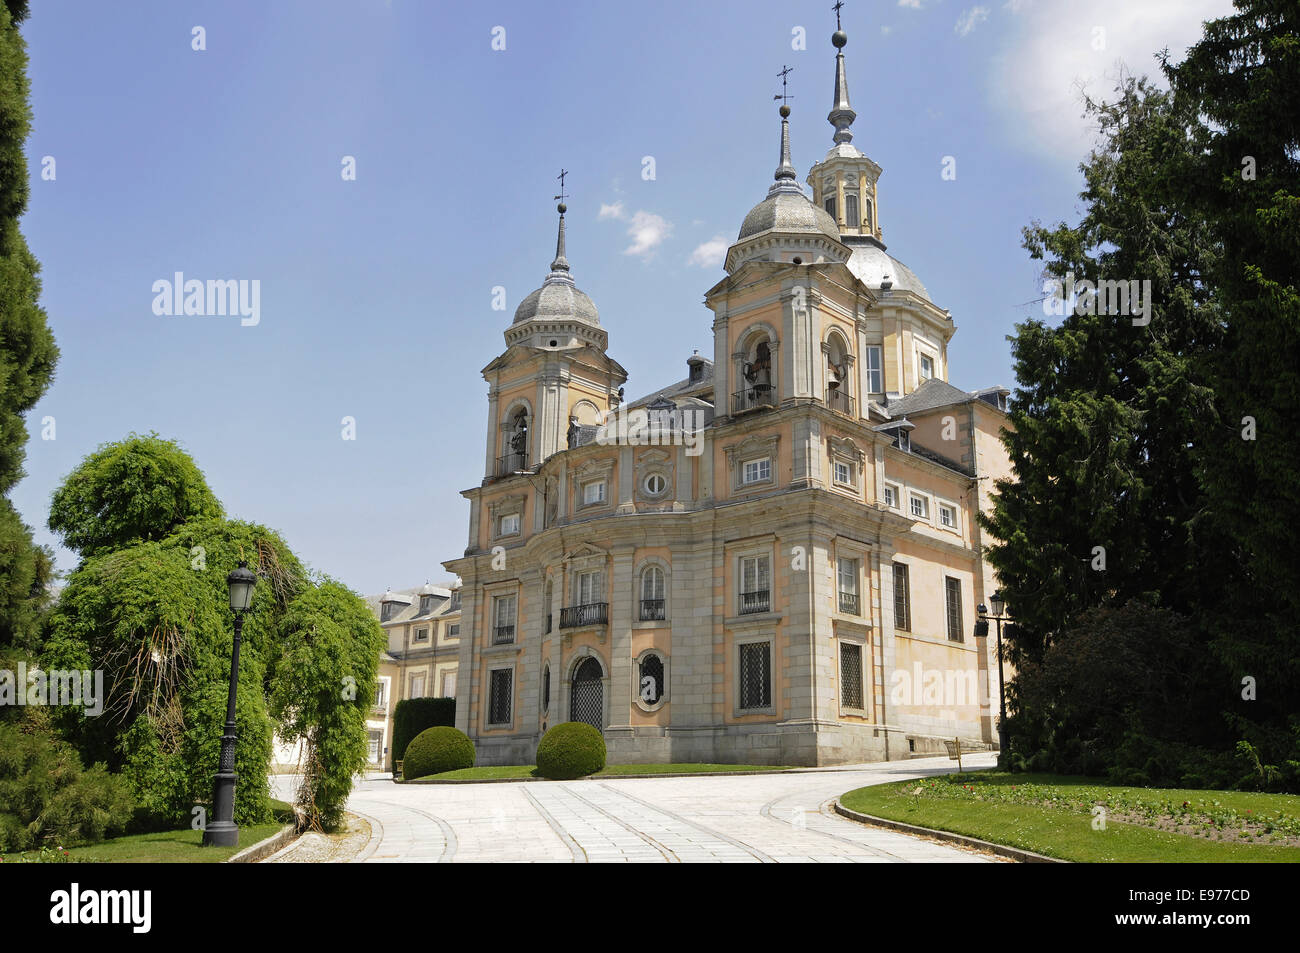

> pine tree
[0,0,59,648]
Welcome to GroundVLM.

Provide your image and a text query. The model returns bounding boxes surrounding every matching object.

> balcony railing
[826,387,856,417]
[639,598,666,622]
[838,592,859,615]
[739,589,770,615]
[496,451,527,476]
[731,384,776,416]
[560,602,609,629]
[492,624,515,644]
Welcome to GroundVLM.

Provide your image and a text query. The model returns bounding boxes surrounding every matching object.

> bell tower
[480,184,627,483]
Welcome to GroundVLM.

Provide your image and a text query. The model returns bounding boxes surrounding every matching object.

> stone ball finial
[779,104,790,118]
[832,30,848,49]
[557,202,567,214]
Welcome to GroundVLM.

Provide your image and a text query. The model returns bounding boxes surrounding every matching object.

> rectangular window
[910,494,929,519]
[409,673,426,698]
[488,669,512,725]
[440,670,457,698]
[833,460,851,485]
[367,730,382,764]
[738,642,772,710]
[449,590,461,611]
[499,513,520,536]
[742,458,771,485]
[865,346,883,393]
[414,627,428,642]
[446,623,460,639]
[374,680,387,707]
[845,192,859,225]
[582,481,606,505]
[824,195,837,219]
[893,563,911,632]
[739,555,771,614]
[939,504,957,529]
[576,570,603,606]
[945,576,964,642]
[883,483,898,508]
[840,642,863,709]
[920,354,934,381]
[837,557,859,615]
[493,594,516,644]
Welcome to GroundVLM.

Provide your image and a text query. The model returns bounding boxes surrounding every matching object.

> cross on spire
[774,64,794,107]
[554,168,569,208]
[833,0,845,30]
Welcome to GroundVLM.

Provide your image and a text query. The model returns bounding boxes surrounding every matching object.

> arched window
[542,663,551,713]
[825,332,853,414]
[845,193,859,226]
[638,653,666,707]
[640,566,666,621]
[504,407,528,471]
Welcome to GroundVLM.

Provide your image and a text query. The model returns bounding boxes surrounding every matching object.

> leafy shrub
[0,722,134,851]
[392,697,456,768]
[402,727,474,779]
[535,722,606,780]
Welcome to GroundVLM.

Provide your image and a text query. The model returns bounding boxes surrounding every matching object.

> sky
[13,0,1233,595]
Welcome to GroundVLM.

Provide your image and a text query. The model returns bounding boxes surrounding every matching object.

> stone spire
[829,17,856,144]
[551,202,570,273]
[775,104,797,182]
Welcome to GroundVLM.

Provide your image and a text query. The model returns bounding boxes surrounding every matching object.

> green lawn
[3,800,296,864]
[412,763,799,781]
[840,772,1300,863]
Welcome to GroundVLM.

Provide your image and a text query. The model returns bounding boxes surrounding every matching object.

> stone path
[269,753,1001,863]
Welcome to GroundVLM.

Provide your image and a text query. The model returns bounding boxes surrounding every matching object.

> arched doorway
[570,657,604,731]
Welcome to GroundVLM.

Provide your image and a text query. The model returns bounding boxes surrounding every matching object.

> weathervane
[833,0,845,30]
[774,64,794,108]
[554,168,569,210]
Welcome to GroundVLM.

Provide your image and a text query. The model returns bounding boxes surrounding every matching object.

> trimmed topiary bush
[402,726,474,779]
[391,697,456,768]
[535,722,606,780]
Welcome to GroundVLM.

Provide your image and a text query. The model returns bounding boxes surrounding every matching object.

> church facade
[443,21,1012,767]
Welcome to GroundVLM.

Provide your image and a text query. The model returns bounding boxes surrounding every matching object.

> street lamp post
[202,560,258,848]
[974,591,1010,762]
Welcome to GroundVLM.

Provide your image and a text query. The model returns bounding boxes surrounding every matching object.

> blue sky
[13,0,1230,595]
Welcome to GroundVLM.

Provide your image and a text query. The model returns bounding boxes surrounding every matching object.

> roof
[842,237,931,303]
[366,583,461,626]
[628,357,715,409]
[884,377,978,417]
[738,191,841,243]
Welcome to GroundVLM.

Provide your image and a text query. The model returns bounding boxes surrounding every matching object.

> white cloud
[898,0,926,8]
[688,236,729,268]
[1003,0,1031,12]
[956,6,990,36]
[991,0,1234,163]
[623,211,673,258]
[598,201,625,221]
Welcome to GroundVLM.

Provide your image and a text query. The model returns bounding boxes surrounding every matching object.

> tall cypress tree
[1166,0,1300,777]
[0,0,59,648]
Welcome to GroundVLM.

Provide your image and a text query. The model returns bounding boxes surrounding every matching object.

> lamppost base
[202,821,240,848]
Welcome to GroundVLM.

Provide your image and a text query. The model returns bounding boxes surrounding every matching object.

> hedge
[402,727,475,780]
[535,722,606,780]
[392,697,455,768]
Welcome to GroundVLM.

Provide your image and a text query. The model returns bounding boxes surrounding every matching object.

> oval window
[644,473,667,496]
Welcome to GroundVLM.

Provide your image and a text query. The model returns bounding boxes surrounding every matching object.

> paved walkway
[269,753,999,863]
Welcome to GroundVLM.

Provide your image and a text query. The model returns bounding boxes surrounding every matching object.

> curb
[832,801,1068,863]
[226,823,298,864]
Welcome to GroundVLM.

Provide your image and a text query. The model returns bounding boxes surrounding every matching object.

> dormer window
[449,589,461,611]
[381,600,400,622]
[419,594,435,615]
[919,354,934,381]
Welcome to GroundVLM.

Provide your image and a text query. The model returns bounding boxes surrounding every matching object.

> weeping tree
[43,435,383,830]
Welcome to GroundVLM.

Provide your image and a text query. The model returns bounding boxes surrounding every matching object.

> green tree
[44,437,383,830]
[0,0,59,648]
[48,434,223,560]
[1164,0,1300,786]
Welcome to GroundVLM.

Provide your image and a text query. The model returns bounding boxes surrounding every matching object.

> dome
[513,274,599,325]
[843,240,931,302]
[738,191,841,243]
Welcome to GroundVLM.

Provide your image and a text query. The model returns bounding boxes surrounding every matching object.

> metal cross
[774,65,794,105]
[833,0,845,30]
[554,168,568,204]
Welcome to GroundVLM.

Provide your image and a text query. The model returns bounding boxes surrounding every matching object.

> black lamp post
[202,560,258,847]
[974,591,1010,762]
